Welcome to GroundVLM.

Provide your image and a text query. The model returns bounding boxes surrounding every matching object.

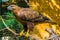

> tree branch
[1,16,19,36]
[25,0,29,6]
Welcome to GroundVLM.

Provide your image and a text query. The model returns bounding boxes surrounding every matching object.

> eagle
[7,5,56,31]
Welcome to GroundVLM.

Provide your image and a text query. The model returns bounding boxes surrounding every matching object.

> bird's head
[7,5,21,12]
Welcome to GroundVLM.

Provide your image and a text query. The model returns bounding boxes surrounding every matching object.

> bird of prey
[7,5,56,31]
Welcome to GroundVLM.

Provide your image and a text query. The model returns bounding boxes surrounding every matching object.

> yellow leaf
[12,0,16,3]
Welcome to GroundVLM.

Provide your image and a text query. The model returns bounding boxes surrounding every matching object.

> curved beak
[7,6,13,10]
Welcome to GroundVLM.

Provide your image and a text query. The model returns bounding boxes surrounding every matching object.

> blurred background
[0,0,60,40]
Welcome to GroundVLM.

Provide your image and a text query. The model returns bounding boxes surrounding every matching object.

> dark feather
[18,8,56,24]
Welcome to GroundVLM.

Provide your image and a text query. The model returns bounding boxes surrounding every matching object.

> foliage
[0,0,29,40]
[0,11,24,32]
[28,0,60,25]
[27,0,60,40]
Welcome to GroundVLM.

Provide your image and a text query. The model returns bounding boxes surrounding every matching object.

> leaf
[0,11,24,33]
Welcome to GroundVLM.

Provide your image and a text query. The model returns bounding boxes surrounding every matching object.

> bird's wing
[18,8,51,22]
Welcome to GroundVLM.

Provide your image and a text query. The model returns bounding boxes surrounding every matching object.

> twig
[1,16,19,36]
[25,0,29,6]
[0,16,31,37]
[45,28,59,40]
